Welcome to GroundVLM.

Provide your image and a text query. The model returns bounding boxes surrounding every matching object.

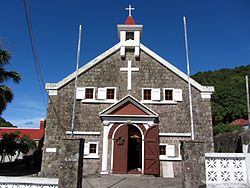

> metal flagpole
[183,17,195,140]
[71,25,83,137]
[246,76,250,129]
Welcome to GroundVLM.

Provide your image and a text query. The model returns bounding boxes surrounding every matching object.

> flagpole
[183,17,195,140]
[71,25,83,137]
[246,76,250,129]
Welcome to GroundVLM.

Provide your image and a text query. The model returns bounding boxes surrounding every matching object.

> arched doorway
[112,124,142,174]
[128,125,142,172]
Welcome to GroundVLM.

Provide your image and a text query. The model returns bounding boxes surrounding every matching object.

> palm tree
[0,49,21,114]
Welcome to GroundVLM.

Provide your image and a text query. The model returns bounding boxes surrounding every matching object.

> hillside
[192,64,250,126]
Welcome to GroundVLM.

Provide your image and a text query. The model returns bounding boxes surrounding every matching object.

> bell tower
[117,5,143,58]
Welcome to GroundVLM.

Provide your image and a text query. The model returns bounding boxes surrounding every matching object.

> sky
[1,0,250,128]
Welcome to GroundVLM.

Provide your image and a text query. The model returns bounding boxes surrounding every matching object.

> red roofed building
[231,118,249,130]
[0,119,45,162]
[0,119,45,141]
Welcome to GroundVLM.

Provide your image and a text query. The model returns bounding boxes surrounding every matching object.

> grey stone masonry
[58,138,84,188]
[181,140,214,187]
[41,47,214,177]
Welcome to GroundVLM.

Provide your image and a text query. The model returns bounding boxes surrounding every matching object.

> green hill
[192,65,250,126]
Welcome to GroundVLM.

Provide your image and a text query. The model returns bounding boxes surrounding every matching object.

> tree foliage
[192,65,250,126]
[0,117,16,127]
[0,49,21,115]
[0,131,36,163]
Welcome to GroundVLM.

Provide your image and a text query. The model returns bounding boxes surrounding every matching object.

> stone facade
[41,20,214,181]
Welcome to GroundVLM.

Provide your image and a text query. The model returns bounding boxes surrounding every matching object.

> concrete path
[82,174,183,188]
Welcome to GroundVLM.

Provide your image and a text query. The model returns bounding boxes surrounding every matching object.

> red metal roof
[125,16,135,25]
[231,119,249,126]
[0,128,44,140]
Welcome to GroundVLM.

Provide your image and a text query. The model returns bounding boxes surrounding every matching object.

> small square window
[165,90,173,100]
[89,144,97,154]
[143,89,151,100]
[107,89,115,99]
[159,145,166,155]
[126,32,134,40]
[85,88,94,99]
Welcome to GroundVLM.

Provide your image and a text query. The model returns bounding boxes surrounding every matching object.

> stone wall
[41,48,213,177]
[181,140,214,187]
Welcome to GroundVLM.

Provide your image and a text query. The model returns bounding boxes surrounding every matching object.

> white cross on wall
[120,60,139,90]
[125,4,135,17]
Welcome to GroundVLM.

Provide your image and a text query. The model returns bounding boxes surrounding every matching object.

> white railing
[0,176,58,188]
[205,153,250,187]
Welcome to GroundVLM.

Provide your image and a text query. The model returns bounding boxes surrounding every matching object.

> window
[76,87,95,100]
[97,87,116,100]
[107,88,115,99]
[159,145,166,155]
[84,142,99,158]
[85,88,94,99]
[159,143,182,161]
[142,88,161,101]
[89,143,97,154]
[143,89,151,100]
[165,89,173,101]
[126,32,134,40]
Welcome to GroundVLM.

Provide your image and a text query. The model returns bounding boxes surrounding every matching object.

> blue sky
[1,0,250,128]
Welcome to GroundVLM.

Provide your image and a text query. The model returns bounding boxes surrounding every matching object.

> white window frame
[163,88,174,102]
[84,142,99,159]
[141,88,162,102]
[105,87,117,101]
[159,143,182,161]
[83,87,96,101]
[97,87,117,101]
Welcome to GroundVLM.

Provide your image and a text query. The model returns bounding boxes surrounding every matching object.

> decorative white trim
[201,92,212,99]
[141,101,177,105]
[81,99,117,104]
[0,177,58,185]
[65,131,100,135]
[159,133,191,137]
[45,148,57,153]
[205,153,246,158]
[47,90,57,96]
[45,42,214,94]
[99,94,158,117]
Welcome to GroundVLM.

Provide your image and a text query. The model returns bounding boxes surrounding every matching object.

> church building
[41,6,214,178]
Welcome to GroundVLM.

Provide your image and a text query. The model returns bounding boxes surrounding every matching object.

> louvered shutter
[97,88,107,100]
[76,87,85,100]
[151,88,161,101]
[166,144,175,157]
[173,89,182,102]
[84,143,89,155]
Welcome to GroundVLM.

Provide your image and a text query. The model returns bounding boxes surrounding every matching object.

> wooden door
[144,125,159,176]
[112,124,128,173]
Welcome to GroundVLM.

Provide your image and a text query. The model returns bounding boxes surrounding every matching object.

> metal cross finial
[126,4,135,16]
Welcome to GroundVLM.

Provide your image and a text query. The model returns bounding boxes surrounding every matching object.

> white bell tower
[117,5,143,58]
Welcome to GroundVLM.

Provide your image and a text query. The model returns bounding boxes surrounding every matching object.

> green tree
[0,131,36,163]
[0,49,21,114]
[192,65,250,126]
[0,117,16,127]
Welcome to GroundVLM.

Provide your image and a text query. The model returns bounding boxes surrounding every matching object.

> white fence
[0,176,58,188]
[205,153,250,187]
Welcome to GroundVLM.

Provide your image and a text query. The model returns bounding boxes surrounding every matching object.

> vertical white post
[246,76,250,128]
[71,25,82,137]
[183,17,195,140]
[101,123,109,174]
